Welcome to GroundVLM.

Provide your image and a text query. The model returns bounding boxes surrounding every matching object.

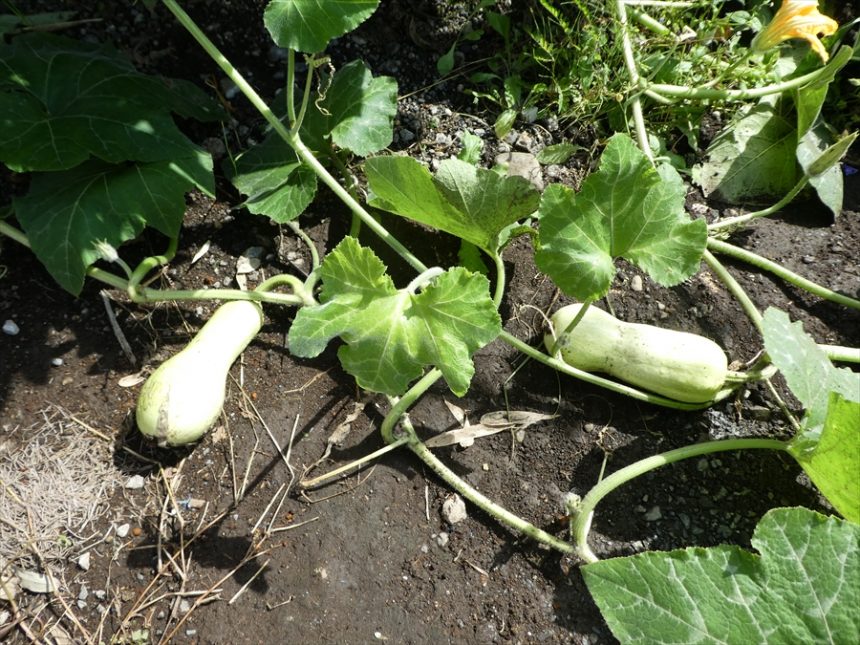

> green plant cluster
[1,1,858,643]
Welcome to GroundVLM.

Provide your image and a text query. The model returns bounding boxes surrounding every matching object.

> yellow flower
[752,0,839,62]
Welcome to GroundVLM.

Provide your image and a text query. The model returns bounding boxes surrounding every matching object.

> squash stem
[646,47,852,101]
[499,330,707,410]
[613,0,653,161]
[491,252,506,308]
[380,370,575,554]
[708,238,860,311]
[546,299,594,357]
[702,249,763,332]
[571,437,790,563]
[818,344,860,364]
[128,236,179,299]
[161,0,429,275]
[707,177,809,234]
[1,214,307,307]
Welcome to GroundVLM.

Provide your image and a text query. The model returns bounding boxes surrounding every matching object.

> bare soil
[1,2,858,643]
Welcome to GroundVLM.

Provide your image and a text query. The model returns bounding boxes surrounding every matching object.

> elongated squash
[136,300,264,446]
[546,304,727,403]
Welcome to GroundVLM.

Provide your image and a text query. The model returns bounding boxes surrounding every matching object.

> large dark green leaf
[14,152,213,294]
[0,33,222,172]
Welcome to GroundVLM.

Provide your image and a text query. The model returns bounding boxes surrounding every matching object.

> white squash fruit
[546,304,728,403]
[136,300,263,446]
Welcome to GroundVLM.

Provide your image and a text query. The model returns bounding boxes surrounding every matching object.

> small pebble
[116,523,130,538]
[435,531,449,548]
[125,475,145,490]
[179,600,192,614]
[441,494,468,524]
[2,320,19,335]
[630,275,643,291]
[51,357,64,367]
[77,552,91,571]
[185,629,197,637]
[131,527,143,537]
[644,506,662,521]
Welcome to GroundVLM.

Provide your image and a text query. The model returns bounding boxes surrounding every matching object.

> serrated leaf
[535,133,706,301]
[692,99,799,202]
[762,307,860,438]
[288,237,500,396]
[13,151,212,294]
[457,131,484,165]
[0,33,222,172]
[263,0,380,53]
[583,507,860,644]
[790,394,860,523]
[303,60,397,157]
[365,156,539,255]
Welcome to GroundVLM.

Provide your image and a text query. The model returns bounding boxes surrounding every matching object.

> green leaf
[303,60,397,157]
[583,507,860,644]
[229,61,394,222]
[535,133,706,301]
[794,83,829,138]
[692,98,799,202]
[288,237,501,396]
[437,44,456,76]
[457,131,484,165]
[228,137,317,223]
[791,394,860,523]
[762,307,860,438]
[263,0,380,53]
[536,142,581,165]
[0,33,222,172]
[365,156,539,255]
[796,129,856,218]
[494,108,517,140]
[14,152,213,294]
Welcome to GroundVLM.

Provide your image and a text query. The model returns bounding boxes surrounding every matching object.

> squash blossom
[751,0,838,62]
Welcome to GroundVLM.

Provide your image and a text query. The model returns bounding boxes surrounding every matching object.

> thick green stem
[708,177,809,234]
[818,345,860,364]
[500,330,710,410]
[286,220,321,273]
[571,438,790,563]
[1,219,304,306]
[491,252,506,308]
[647,47,851,101]
[379,370,574,554]
[128,236,179,299]
[614,0,653,161]
[160,0,429,275]
[703,249,763,332]
[0,220,29,247]
[707,238,860,311]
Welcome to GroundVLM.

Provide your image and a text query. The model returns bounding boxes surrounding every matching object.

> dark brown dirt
[1,2,858,644]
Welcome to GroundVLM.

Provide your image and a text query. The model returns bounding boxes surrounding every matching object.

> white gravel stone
[2,320,19,335]
[441,494,467,524]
